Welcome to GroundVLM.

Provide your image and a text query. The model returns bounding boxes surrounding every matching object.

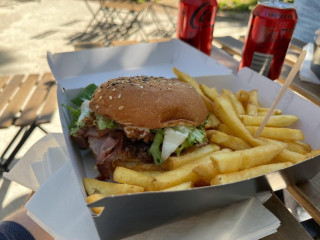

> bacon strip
[72,127,153,180]
[88,130,124,180]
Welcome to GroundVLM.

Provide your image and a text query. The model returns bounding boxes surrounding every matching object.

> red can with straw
[239,0,298,80]
[176,0,218,55]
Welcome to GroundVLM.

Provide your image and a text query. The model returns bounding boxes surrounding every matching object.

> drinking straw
[254,50,307,138]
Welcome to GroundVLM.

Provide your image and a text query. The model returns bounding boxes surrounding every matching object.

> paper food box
[47,39,320,240]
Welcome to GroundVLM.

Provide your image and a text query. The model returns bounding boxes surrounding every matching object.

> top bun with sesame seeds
[89,76,208,129]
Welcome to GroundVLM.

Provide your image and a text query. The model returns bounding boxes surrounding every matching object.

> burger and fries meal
[64,67,320,214]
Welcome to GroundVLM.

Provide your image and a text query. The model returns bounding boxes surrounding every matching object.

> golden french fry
[173,67,214,112]
[285,141,309,154]
[192,162,218,184]
[260,138,306,164]
[258,107,282,115]
[152,165,199,190]
[113,167,153,191]
[205,113,221,129]
[113,160,166,171]
[205,129,216,139]
[165,143,220,170]
[305,149,320,160]
[153,149,228,190]
[199,83,219,101]
[86,194,105,215]
[272,148,305,164]
[210,130,251,150]
[213,94,260,146]
[222,89,246,115]
[211,162,293,185]
[161,181,193,192]
[139,171,165,177]
[237,89,249,106]
[294,141,312,153]
[83,177,144,196]
[211,144,285,173]
[173,67,200,91]
[217,123,233,135]
[246,90,258,116]
[239,115,298,127]
[246,126,304,141]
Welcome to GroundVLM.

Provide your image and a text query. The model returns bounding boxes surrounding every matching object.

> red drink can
[176,0,218,55]
[239,1,298,80]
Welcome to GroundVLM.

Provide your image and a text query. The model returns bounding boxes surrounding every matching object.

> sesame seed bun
[89,76,208,129]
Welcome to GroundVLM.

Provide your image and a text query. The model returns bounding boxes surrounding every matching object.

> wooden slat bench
[0,73,57,171]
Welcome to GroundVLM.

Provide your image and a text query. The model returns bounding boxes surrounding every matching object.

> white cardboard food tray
[47,39,320,239]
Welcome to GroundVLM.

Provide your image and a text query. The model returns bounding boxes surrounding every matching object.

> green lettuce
[148,129,164,164]
[149,122,207,164]
[71,84,98,106]
[174,127,207,155]
[63,83,98,135]
[62,104,81,136]
[95,114,118,130]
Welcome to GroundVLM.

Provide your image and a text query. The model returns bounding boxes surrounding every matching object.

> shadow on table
[0,172,30,220]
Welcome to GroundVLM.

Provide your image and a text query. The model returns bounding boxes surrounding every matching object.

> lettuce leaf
[149,123,207,164]
[174,126,207,155]
[63,83,97,135]
[62,104,81,136]
[95,114,118,130]
[148,129,164,164]
[71,84,97,106]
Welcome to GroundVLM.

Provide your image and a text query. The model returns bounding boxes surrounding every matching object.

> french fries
[113,167,153,191]
[153,149,229,190]
[212,144,285,173]
[257,107,282,115]
[246,90,258,116]
[86,194,105,214]
[285,141,309,154]
[209,130,251,150]
[82,68,320,200]
[83,177,144,196]
[272,148,305,164]
[246,126,304,141]
[164,143,220,170]
[239,115,298,127]
[113,160,166,171]
[205,113,221,129]
[213,94,261,146]
[192,162,218,184]
[305,149,320,160]
[222,89,245,115]
[139,171,165,177]
[161,181,193,192]
[199,83,219,101]
[211,162,293,185]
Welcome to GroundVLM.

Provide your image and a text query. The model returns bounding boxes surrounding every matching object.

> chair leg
[0,123,37,172]
[0,127,25,161]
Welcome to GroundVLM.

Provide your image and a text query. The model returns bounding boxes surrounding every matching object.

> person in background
[293,0,320,43]
[0,208,53,240]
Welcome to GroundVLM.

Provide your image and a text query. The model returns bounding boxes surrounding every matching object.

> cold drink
[176,0,218,55]
[239,1,298,80]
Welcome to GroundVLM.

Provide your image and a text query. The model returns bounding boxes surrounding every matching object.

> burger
[65,76,208,180]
